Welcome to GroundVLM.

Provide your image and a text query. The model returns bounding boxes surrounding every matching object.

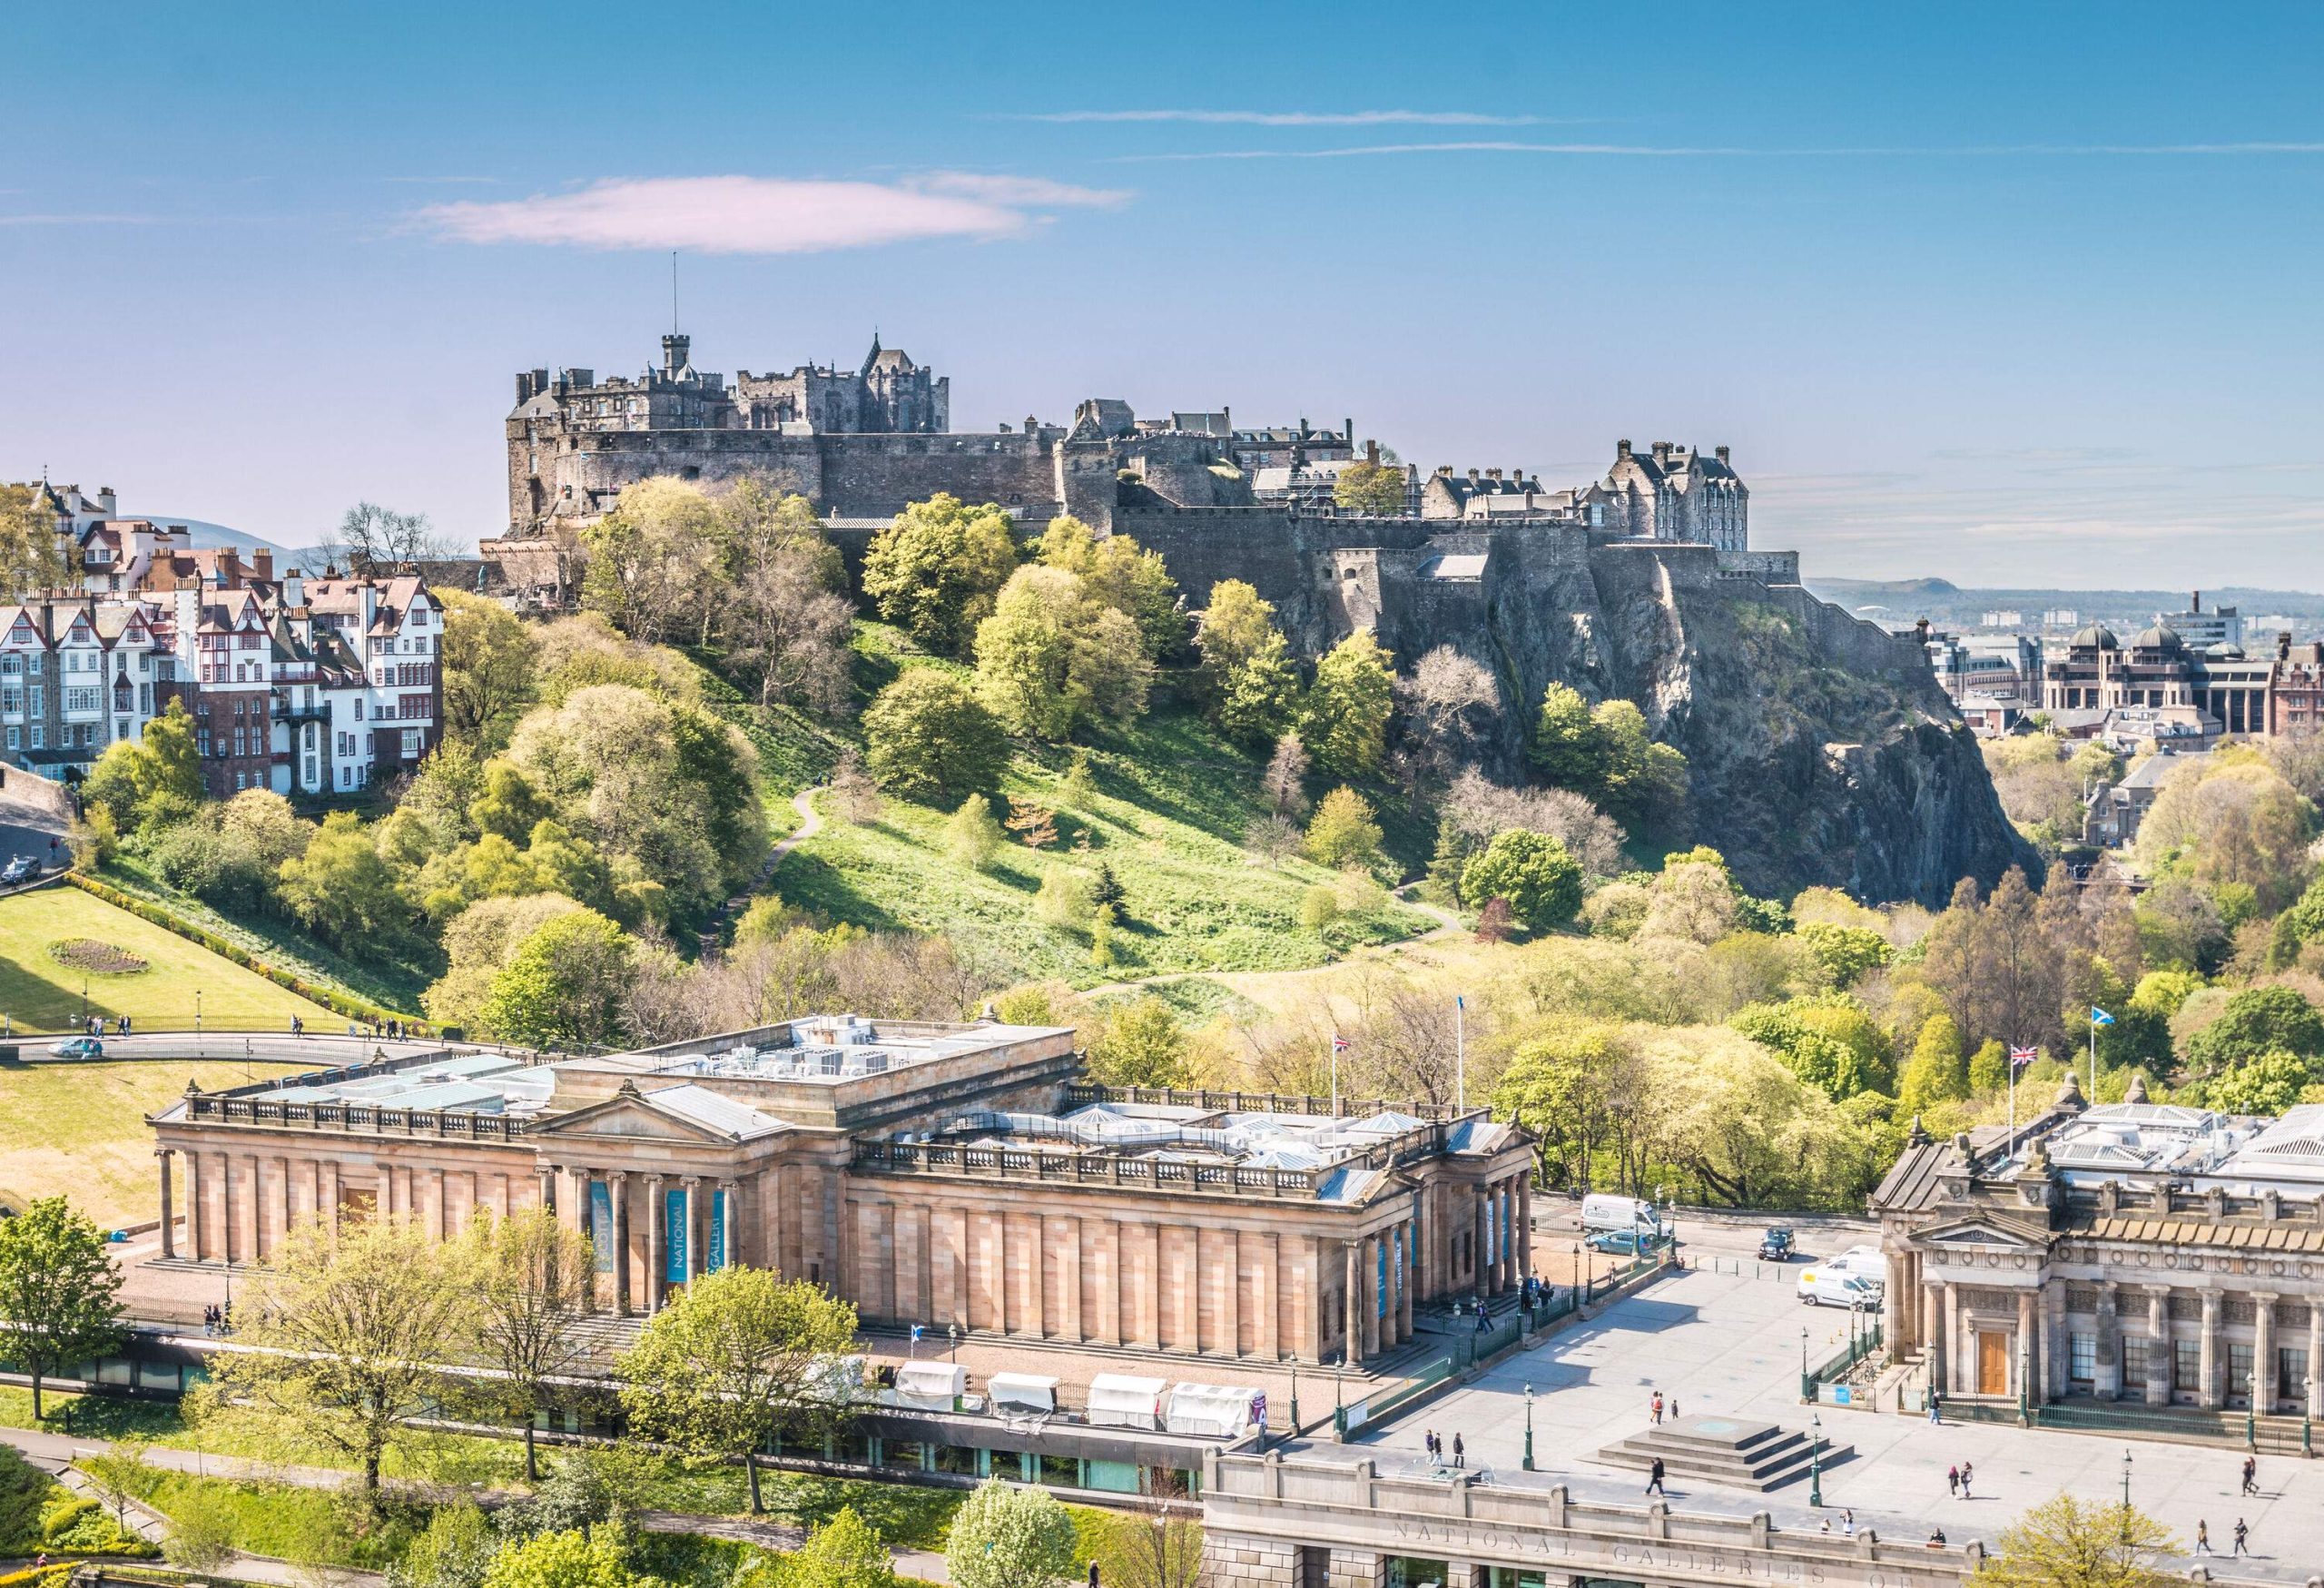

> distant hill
[142,515,322,569]
[1807,577,2324,635]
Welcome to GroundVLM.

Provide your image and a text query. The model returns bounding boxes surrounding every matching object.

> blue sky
[5,2,2321,587]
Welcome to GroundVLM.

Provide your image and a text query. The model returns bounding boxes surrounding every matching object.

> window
[0,688,18,715]
[138,683,151,714]
[2230,1343,2254,1404]
[2070,1334,2096,1384]
[339,765,351,789]
[64,686,98,715]
[353,699,364,722]
[25,654,41,676]
[2121,1336,2148,1392]
[0,656,18,676]
[2174,1338,2202,1393]
[27,725,41,749]
[197,729,211,757]
[26,687,39,715]
[4,728,15,750]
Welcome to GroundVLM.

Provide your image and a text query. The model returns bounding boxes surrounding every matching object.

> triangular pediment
[1923,1219,2044,1248]
[537,1096,725,1143]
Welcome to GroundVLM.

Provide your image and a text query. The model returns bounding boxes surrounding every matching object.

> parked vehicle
[1827,1245,1889,1284]
[1585,1228,1659,1256]
[1580,1193,1669,1241]
[1758,1226,1796,1262]
[47,1035,103,1059]
[2,856,34,883]
[1797,1267,1882,1309]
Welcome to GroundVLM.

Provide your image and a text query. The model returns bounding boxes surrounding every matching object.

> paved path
[1353,1261,2321,1582]
[703,786,825,958]
[15,1031,464,1063]
[3,1425,949,1583]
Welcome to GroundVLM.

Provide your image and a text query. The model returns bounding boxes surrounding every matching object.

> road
[15,1031,512,1064]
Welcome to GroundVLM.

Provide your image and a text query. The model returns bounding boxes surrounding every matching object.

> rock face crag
[1118,500,2034,904]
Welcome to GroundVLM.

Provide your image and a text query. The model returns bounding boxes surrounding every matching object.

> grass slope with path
[773,667,1433,988]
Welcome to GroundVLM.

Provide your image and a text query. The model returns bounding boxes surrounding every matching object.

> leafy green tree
[1591,699,1689,831]
[974,565,1150,739]
[1980,1492,2176,1588]
[1968,1038,2011,1094]
[1303,786,1383,870]
[1039,518,1183,660]
[616,1266,860,1514]
[473,761,552,843]
[197,1217,469,1500]
[2184,984,2324,1071]
[482,1529,665,1588]
[482,909,632,1050]
[719,477,845,593]
[759,1508,896,1588]
[1460,831,1583,932]
[459,1208,596,1482]
[439,590,538,753]
[1529,683,1600,788]
[82,698,204,833]
[1301,631,1394,777]
[159,1483,237,1571]
[2200,1049,2313,1115]
[1195,581,1300,745]
[862,671,1008,802]
[1492,1023,1633,1192]
[0,1198,123,1421]
[945,793,1004,871]
[1332,459,1408,516]
[1730,994,1896,1101]
[945,1478,1078,1588]
[398,1500,498,1588]
[861,494,1019,655]
[1088,997,1191,1087]
[1798,922,1894,988]
[1896,1012,1970,1114]
[277,810,412,950]
[580,476,731,646]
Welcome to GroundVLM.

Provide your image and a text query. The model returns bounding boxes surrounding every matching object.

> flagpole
[2090,1014,2098,1100]
[2008,1042,2017,1144]
[1455,995,1466,1112]
[1329,1031,1339,1116]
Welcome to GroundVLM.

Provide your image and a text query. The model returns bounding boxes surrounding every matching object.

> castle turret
[661,333,691,378]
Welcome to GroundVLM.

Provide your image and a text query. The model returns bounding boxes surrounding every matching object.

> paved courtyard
[1347,1262,2324,1582]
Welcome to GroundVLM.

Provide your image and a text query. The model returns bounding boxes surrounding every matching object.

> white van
[1827,1246,1888,1285]
[1581,1193,1668,1238]
[1797,1267,1882,1309]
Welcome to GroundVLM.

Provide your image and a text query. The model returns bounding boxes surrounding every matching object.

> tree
[483,909,633,1049]
[1333,459,1407,516]
[974,565,1149,739]
[726,553,854,715]
[326,500,450,576]
[1979,1493,2177,1588]
[1039,518,1184,661]
[0,481,71,595]
[438,590,537,753]
[1460,831,1583,932]
[277,810,412,951]
[1440,769,1626,879]
[1731,994,1896,1101]
[616,1265,860,1514]
[2200,1049,2313,1115]
[1088,997,1191,1087]
[1304,786,1383,870]
[83,698,204,833]
[761,1508,896,1588]
[1591,699,1689,832]
[828,745,884,824]
[1396,646,1499,787]
[0,1198,123,1421]
[1922,869,2065,1053]
[862,671,1007,801]
[1529,683,1600,789]
[482,1529,665,1588]
[2183,984,2324,1071]
[945,794,1003,871]
[1493,1024,1637,1193]
[197,1217,468,1500]
[1798,922,1894,989]
[579,478,730,646]
[1896,1012,1970,1114]
[1196,582,1300,746]
[425,893,586,1032]
[1301,631,1394,777]
[2138,755,2315,912]
[945,1478,1078,1588]
[460,1208,596,1482]
[717,478,845,594]
[1100,1475,1205,1588]
[861,494,1019,655]
[160,1483,237,1571]
[397,1501,497,1588]
[1260,734,1311,816]
[1005,797,1059,850]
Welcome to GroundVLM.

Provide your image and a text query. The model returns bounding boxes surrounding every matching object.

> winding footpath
[698,787,825,959]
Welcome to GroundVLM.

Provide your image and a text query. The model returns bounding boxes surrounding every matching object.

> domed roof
[2206,641,2246,659]
[2072,624,2119,649]
[2131,624,2182,652]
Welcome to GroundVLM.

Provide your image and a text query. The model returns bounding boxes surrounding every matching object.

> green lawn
[773,698,1433,989]
[0,1059,310,1227]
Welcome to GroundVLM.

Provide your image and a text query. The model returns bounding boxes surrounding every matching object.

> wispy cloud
[1009,109,1561,126]
[1111,140,2324,163]
[413,173,1128,254]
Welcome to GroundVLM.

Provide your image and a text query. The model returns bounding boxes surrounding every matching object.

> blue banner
[1376,1236,1388,1317]
[588,1181,614,1273]
[664,1188,688,1283]
[1393,1227,1403,1300]
[708,1189,728,1273]
[1484,1197,1496,1267]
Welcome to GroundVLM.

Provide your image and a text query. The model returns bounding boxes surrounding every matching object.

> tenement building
[149,1016,1535,1366]
[1874,1073,2324,1418]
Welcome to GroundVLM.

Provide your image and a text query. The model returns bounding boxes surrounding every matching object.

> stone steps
[1592,1415,1854,1493]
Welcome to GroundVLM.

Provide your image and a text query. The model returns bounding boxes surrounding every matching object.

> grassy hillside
[0,885,340,1031]
[772,659,1433,987]
[0,1055,310,1226]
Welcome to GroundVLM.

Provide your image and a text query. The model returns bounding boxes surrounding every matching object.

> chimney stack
[1617,439,1633,459]
[1715,445,1730,463]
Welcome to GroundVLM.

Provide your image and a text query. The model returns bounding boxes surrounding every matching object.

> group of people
[295,1013,416,1040]
[1422,1429,1465,1469]
[1945,1461,1975,1499]
[200,1303,231,1336]
[1649,1390,1680,1424]
[82,1013,130,1037]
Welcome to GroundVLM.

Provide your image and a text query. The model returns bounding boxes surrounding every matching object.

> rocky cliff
[1121,502,2035,905]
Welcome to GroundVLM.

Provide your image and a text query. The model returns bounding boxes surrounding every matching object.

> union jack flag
[2009,1045,2038,1071]
[1331,1034,1352,1054]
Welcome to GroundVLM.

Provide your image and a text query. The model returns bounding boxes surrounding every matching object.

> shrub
[1304,787,1383,870]
[1035,870,1095,930]
[1460,831,1583,932]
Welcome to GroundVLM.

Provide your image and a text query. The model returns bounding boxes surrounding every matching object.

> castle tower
[661,333,690,378]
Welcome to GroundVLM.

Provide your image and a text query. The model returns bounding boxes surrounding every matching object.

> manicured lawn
[774,698,1432,989]
[123,1469,424,1569]
[0,885,333,1033]
[0,1058,309,1227]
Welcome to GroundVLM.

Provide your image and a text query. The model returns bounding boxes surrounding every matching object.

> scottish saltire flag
[2092,1007,2116,1026]
[2009,1045,2038,1071]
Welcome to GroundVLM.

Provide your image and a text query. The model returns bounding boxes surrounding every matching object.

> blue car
[47,1035,103,1059]
[1585,1228,1657,1256]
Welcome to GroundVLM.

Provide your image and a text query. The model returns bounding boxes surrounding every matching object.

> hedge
[62,872,432,1034]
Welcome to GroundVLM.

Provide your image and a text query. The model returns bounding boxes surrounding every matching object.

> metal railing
[1804,1317,1884,1402]
[849,1139,1324,1198]
[184,1092,527,1139]
[1059,1083,1478,1126]
[1948,1395,2318,1455]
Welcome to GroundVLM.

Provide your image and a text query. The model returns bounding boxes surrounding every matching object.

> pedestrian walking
[1669,1396,1679,1420]
[1841,1510,1856,1537]
[1926,1388,1941,1425]
[2233,1518,2249,1556]
[2241,1455,2257,1495]
[1946,1465,1959,1498]
[2194,1520,2211,1554]
[1646,1457,1665,1495]
[1452,1434,1465,1469]
[1960,1461,1974,1499]
[1651,1392,1664,1425]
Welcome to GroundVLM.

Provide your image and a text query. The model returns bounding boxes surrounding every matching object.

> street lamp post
[947,1323,959,1363]
[1800,1326,1811,1402]
[2304,1376,2314,1460]
[1289,1366,1301,1435]
[1522,1384,1535,1472]
[195,987,202,1037]
[1807,1412,1823,1507]
[2119,1448,2132,1544]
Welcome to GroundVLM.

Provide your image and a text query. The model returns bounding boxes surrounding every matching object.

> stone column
[683,1177,703,1281]
[157,1149,176,1259]
[1398,1216,1415,1342]
[720,1179,742,1272]
[645,1175,665,1312]
[2309,1301,2324,1419]
[1344,1240,1363,1367]
[609,1172,632,1317]
[2017,1289,2038,1405]
[2043,1280,2067,1401]
[186,1151,208,1261]
[1362,1234,1383,1360]
[1945,1281,1965,1392]
[2253,1293,2277,1411]
[2095,1283,2121,1400]
[1924,1281,1948,1393]
[536,1164,556,1217]
[2200,1288,2224,1409]
[1496,1181,1513,1293]
[2147,1287,2171,1406]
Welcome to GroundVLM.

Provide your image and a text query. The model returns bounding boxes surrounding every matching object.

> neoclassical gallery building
[1875,1071,2324,1417]
[150,1015,1535,1366]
